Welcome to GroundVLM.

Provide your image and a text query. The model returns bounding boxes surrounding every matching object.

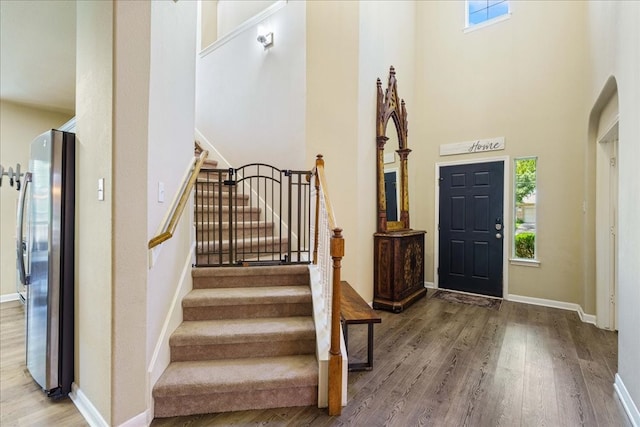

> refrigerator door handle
[17,172,32,286]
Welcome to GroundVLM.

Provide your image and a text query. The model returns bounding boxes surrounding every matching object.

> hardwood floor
[1,291,630,426]
[0,301,87,427]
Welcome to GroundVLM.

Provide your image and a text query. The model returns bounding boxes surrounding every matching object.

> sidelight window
[513,157,537,260]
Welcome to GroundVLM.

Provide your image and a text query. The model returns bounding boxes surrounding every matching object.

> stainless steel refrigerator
[16,129,75,398]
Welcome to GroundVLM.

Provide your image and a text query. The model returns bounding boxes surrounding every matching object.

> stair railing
[149,149,209,249]
[310,154,344,416]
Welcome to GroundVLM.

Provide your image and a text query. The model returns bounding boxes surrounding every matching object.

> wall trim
[425,281,436,289]
[70,383,109,427]
[507,294,596,325]
[199,0,287,57]
[0,293,19,303]
[615,373,640,427]
[195,128,232,169]
[117,411,149,427]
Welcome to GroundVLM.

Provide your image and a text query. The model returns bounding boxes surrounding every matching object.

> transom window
[466,0,510,28]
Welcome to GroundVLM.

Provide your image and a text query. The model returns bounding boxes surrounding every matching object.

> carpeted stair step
[196,236,287,251]
[196,237,289,265]
[194,190,250,205]
[195,205,261,222]
[196,220,275,240]
[153,355,318,417]
[182,285,312,320]
[169,316,315,361]
[192,264,310,289]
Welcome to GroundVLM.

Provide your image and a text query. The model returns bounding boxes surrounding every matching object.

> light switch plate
[98,178,104,201]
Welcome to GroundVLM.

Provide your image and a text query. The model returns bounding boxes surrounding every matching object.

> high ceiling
[0,0,76,115]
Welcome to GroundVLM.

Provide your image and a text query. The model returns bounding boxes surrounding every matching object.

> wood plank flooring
[1,290,630,426]
[0,301,87,426]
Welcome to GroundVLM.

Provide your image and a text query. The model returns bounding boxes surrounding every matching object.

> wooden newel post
[313,154,323,265]
[328,227,344,415]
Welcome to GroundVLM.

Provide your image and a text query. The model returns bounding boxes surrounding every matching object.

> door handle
[496,233,502,239]
[16,172,32,286]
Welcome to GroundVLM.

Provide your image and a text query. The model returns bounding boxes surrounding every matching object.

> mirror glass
[383,120,401,222]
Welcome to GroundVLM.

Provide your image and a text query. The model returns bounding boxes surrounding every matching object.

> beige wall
[76,1,198,423]
[306,0,360,291]
[413,1,591,305]
[586,0,640,418]
[0,101,72,298]
[75,0,113,422]
[352,1,417,302]
[112,1,151,424]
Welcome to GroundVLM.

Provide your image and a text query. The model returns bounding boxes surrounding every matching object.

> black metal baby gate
[195,164,312,266]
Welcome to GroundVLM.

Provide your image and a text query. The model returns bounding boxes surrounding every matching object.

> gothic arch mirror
[376,66,411,233]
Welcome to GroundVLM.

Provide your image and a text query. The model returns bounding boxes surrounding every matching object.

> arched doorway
[594,87,619,330]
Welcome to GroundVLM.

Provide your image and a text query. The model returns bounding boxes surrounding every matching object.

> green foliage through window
[514,157,537,260]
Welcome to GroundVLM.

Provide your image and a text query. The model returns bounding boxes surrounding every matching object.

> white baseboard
[0,293,19,303]
[506,294,596,325]
[70,383,109,427]
[615,373,640,427]
[424,281,436,289]
[117,410,150,427]
[70,383,150,427]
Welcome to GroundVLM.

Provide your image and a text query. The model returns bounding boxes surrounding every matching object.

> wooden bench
[340,281,382,371]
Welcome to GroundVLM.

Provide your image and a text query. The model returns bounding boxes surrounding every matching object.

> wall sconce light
[257,27,274,49]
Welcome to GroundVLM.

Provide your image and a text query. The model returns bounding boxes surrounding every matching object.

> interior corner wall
[75,0,114,422]
[111,0,155,424]
[353,1,417,302]
[586,1,640,418]
[305,0,360,289]
[413,1,591,304]
[195,0,306,170]
[0,101,72,298]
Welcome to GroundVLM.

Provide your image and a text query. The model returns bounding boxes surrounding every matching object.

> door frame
[434,156,511,297]
[596,121,618,330]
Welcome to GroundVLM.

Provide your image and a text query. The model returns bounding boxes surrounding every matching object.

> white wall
[586,1,640,420]
[196,0,306,170]
[145,0,197,416]
[217,0,277,39]
[0,101,72,298]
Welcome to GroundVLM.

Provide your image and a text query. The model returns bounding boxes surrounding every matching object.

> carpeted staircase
[152,148,318,418]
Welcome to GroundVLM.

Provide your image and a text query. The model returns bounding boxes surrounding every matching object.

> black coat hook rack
[0,163,25,190]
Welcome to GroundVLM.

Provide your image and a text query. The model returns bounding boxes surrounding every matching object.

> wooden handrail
[148,149,209,249]
[312,154,344,415]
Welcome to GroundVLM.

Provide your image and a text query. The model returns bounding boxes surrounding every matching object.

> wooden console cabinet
[373,230,426,312]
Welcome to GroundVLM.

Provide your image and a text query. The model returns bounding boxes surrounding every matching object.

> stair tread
[192,265,309,278]
[196,236,288,252]
[183,286,311,307]
[195,220,274,229]
[153,355,318,397]
[171,317,315,345]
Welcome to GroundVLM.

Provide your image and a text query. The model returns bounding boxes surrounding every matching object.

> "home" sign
[440,137,505,156]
